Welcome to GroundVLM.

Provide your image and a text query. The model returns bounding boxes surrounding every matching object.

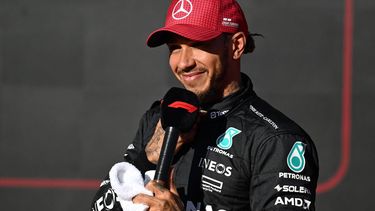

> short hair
[244,33,263,54]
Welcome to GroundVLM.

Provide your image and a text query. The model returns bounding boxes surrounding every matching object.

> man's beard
[194,67,227,105]
[176,67,223,104]
[196,55,229,104]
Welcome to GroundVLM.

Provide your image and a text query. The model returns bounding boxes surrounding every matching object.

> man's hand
[145,120,197,164]
[132,170,184,211]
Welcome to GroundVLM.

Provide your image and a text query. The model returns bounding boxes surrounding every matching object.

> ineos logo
[172,0,193,20]
[199,158,232,177]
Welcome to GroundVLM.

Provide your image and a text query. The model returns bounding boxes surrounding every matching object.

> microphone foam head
[161,87,200,132]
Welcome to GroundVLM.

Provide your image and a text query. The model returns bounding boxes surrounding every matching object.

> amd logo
[274,197,311,210]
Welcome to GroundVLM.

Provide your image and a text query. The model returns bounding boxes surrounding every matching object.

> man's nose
[177,46,195,72]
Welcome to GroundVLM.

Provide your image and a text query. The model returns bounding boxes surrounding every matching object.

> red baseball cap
[146,0,249,47]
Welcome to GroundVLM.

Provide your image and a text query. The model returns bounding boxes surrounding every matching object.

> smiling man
[166,34,242,105]
[91,0,319,210]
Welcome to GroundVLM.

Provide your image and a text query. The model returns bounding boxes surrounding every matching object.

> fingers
[168,169,184,210]
[132,193,157,207]
[140,180,184,211]
[146,180,168,196]
[169,168,179,196]
[145,180,179,204]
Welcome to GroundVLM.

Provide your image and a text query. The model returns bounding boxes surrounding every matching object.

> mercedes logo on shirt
[172,0,193,20]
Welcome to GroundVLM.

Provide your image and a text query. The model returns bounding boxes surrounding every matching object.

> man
[91,0,319,210]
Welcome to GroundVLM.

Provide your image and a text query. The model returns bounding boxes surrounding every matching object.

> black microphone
[154,87,199,185]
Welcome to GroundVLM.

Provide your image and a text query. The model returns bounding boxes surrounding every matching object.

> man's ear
[231,32,247,60]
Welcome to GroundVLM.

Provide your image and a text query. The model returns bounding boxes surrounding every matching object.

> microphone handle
[154,126,180,186]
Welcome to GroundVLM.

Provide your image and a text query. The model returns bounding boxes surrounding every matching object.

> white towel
[109,162,153,211]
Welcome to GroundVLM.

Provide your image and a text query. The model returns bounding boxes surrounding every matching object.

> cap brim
[146,24,223,47]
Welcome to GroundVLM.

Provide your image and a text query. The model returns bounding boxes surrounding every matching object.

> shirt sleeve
[90,104,160,211]
[250,133,319,211]
[90,175,124,211]
[123,105,160,174]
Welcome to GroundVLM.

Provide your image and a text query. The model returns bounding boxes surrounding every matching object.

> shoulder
[134,100,161,137]
[233,94,310,141]
[228,94,317,160]
[141,100,162,121]
[231,95,318,171]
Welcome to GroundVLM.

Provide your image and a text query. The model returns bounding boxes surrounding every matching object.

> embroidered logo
[216,127,241,150]
[172,0,193,20]
[287,141,306,173]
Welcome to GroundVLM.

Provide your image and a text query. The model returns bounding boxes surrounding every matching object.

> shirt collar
[201,73,255,115]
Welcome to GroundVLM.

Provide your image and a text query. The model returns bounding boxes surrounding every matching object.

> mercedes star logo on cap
[172,0,193,20]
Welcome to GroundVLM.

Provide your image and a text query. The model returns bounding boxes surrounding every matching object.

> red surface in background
[316,0,353,194]
[0,178,100,189]
[0,0,353,193]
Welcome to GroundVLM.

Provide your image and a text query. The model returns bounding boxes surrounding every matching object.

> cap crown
[164,0,248,35]
[146,0,249,47]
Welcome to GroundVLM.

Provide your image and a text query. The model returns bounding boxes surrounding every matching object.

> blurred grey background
[0,0,374,210]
